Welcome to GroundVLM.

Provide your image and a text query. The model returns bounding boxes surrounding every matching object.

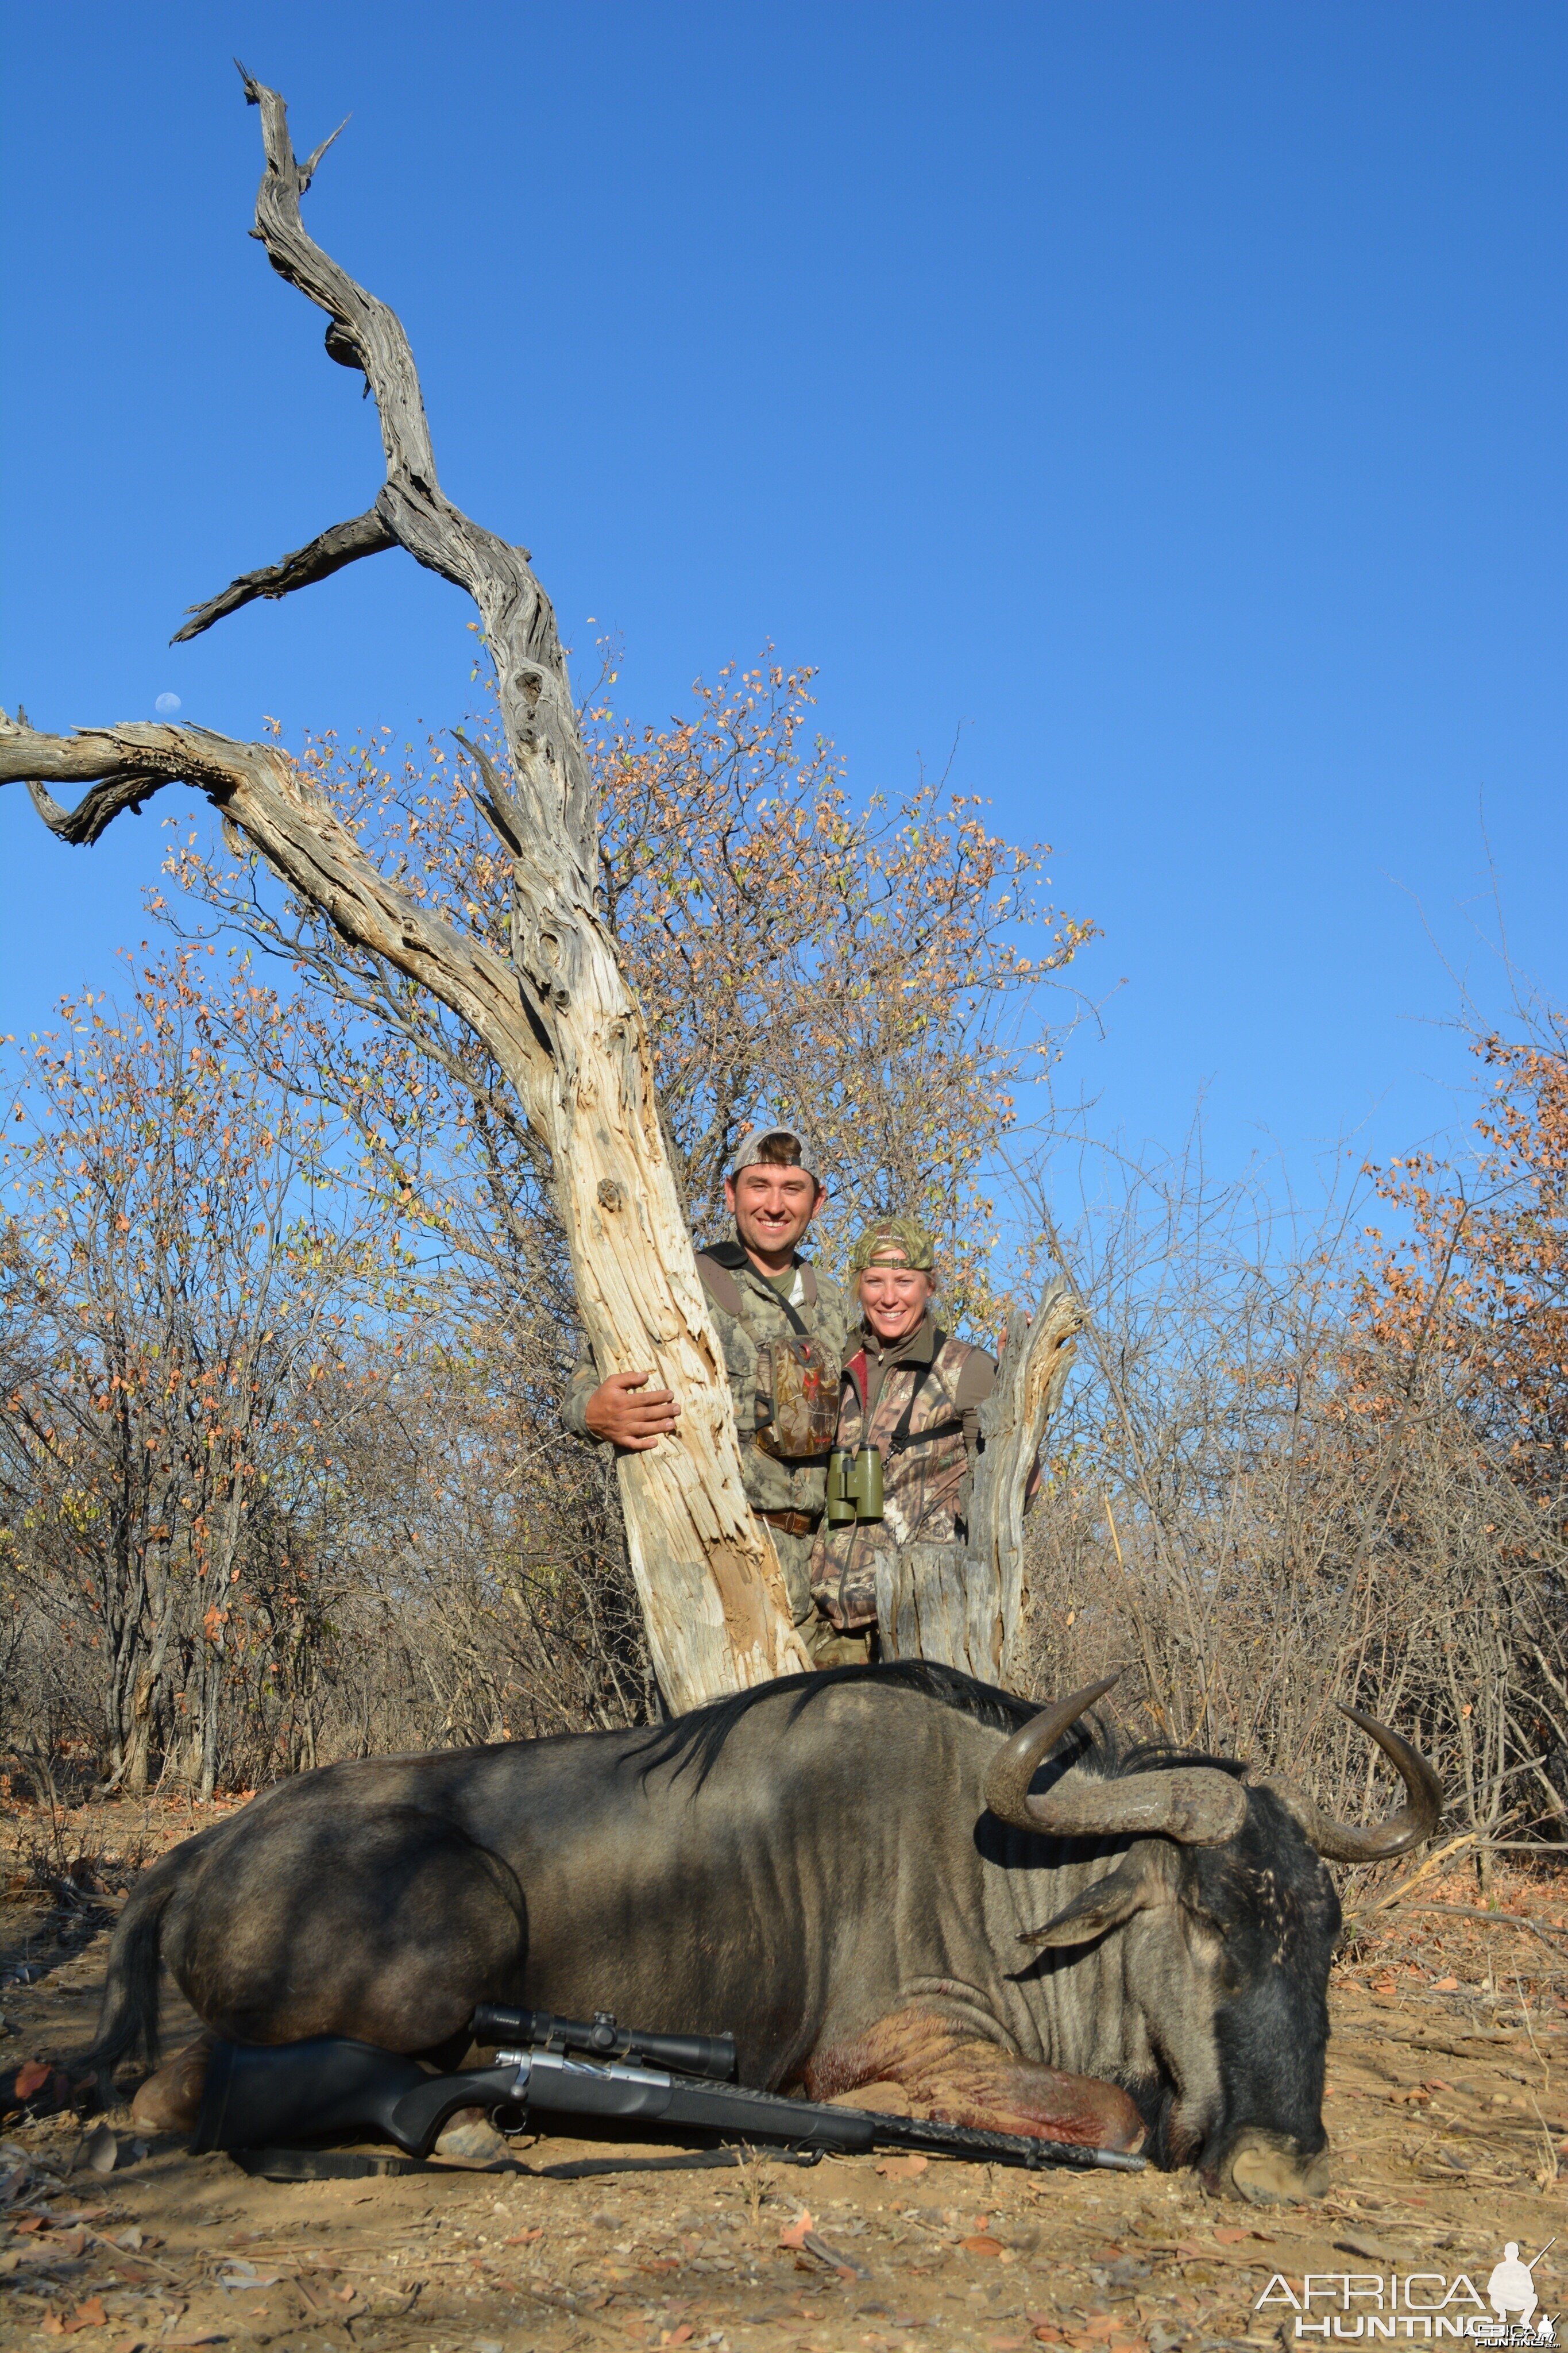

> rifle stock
[191,2038,525,2160]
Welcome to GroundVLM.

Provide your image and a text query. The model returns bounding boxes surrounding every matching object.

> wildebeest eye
[1180,1896,1228,1943]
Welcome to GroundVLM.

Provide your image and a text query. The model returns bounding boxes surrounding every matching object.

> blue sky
[3,2,1563,1215]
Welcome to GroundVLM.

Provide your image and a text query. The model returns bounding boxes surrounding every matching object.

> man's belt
[760,1508,821,1540]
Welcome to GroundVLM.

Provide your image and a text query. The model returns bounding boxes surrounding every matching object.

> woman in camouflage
[807,1217,997,1667]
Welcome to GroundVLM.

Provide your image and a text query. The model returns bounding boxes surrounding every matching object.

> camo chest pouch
[753,1332,839,1460]
[696,1248,840,1462]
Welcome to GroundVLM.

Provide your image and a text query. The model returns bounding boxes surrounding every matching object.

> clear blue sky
[3,2,1563,1206]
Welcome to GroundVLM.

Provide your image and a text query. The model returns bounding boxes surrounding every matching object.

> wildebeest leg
[129,2030,217,2134]
[802,2007,1145,2153]
[172,1808,526,2051]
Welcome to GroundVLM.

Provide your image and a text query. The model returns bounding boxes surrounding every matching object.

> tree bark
[0,69,809,1712]
[874,1273,1082,1682]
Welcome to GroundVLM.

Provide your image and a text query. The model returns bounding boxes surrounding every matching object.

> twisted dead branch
[0,67,809,1709]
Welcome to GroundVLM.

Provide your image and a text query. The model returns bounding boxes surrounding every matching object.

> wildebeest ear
[1018,1856,1156,1947]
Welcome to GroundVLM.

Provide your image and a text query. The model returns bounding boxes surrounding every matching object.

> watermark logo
[1254,2237,1557,2343]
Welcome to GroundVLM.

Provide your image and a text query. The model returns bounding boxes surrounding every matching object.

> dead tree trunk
[875,1273,1082,1683]
[0,70,809,1712]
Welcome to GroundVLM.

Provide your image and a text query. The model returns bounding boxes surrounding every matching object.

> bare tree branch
[226,63,593,888]
[173,508,396,643]
[0,712,549,1097]
[3,71,813,1710]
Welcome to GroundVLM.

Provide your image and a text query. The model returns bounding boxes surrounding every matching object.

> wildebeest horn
[983,1674,1249,1847]
[1262,1707,1443,1863]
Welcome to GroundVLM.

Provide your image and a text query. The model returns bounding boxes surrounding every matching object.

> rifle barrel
[508,2050,1145,2174]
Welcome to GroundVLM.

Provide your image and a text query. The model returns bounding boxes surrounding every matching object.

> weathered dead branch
[0,65,810,1709]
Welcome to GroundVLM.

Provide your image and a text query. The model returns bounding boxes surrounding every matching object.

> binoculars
[826,1444,884,1527]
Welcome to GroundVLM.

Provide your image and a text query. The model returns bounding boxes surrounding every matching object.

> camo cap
[848,1215,937,1275]
[728,1126,822,1182]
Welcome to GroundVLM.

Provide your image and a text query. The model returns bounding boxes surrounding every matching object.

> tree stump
[874,1273,1082,1686]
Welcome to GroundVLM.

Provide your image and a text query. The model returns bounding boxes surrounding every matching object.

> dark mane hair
[1120,1742,1249,1783]
[633,1661,1029,1791]
[631,1660,1248,1793]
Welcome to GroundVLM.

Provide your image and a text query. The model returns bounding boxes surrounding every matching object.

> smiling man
[564,1127,849,1640]
[808,1216,1000,1663]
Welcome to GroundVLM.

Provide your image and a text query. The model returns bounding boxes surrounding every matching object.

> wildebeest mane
[633,1662,1252,1795]
[633,1660,1033,1791]
[1119,1742,1249,1783]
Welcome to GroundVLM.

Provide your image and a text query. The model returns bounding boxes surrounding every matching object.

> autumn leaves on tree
[1355,1012,1568,1500]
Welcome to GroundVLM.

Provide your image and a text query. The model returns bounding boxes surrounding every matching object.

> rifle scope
[471,2005,738,2083]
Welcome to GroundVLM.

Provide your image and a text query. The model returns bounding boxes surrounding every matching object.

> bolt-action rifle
[190,2004,1145,2174]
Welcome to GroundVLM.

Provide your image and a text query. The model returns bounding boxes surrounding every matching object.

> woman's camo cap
[848,1216,937,1275]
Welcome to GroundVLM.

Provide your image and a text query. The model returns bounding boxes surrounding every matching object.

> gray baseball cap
[728,1125,823,1182]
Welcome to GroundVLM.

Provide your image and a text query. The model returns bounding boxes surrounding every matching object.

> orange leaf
[777,2210,814,2249]
[875,2151,928,2178]
[1432,1975,1459,1992]
[961,2234,1005,2256]
[13,2059,51,2099]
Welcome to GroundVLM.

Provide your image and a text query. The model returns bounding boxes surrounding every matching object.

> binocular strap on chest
[883,1333,966,1458]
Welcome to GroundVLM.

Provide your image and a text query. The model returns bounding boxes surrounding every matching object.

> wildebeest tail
[77,1849,187,2078]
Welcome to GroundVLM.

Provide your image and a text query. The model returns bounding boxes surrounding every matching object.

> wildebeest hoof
[130,2031,215,2134]
[432,2105,511,2167]
[1206,2128,1330,2204]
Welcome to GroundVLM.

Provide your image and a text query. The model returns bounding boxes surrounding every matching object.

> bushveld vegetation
[2,664,1563,1865]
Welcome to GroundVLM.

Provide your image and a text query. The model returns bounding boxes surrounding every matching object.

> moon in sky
[155,692,181,714]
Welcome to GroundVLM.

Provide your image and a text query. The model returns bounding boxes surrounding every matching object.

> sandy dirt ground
[0,1796,1563,2353]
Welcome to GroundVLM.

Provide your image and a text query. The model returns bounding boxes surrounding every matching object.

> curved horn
[983,1673,1249,1848]
[1264,1707,1444,1864]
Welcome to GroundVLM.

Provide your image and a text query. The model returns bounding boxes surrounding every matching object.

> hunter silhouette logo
[1486,2241,1555,2340]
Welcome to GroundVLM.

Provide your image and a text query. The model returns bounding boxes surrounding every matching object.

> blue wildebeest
[84,1664,1439,2198]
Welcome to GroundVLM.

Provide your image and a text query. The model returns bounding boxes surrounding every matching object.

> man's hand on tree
[585,1370,682,1451]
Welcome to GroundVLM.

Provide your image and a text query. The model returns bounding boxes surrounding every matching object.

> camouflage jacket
[563,1239,850,1523]
[809,1316,995,1631]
